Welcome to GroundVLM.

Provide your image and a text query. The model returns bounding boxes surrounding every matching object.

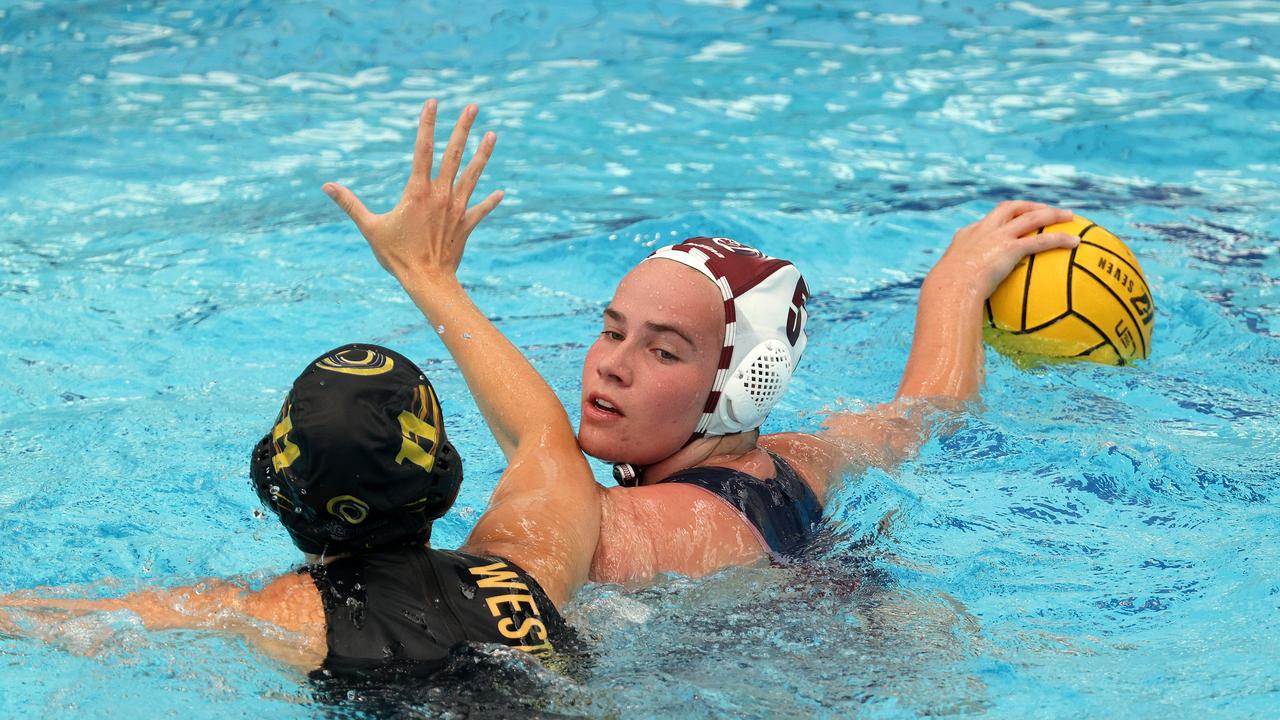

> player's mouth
[585,393,625,419]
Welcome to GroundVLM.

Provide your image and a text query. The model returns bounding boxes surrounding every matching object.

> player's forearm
[814,271,984,477]
[400,267,605,603]
[895,269,986,403]
[812,271,984,476]
[0,584,238,631]
[399,270,575,458]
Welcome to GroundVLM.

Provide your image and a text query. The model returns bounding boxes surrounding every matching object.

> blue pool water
[2,0,1277,717]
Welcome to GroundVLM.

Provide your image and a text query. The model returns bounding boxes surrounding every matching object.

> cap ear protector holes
[327,495,371,525]
[719,339,794,432]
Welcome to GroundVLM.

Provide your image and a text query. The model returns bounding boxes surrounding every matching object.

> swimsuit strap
[656,450,822,559]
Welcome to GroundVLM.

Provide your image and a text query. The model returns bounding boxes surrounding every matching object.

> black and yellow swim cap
[250,344,462,555]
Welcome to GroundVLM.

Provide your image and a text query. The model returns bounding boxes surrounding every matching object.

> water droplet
[299,488,306,495]
[436,324,446,334]
[463,332,472,340]
[269,485,280,495]
[293,506,302,513]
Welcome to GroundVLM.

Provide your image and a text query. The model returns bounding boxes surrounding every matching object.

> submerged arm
[324,100,601,606]
[0,573,325,668]
[814,202,1079,477]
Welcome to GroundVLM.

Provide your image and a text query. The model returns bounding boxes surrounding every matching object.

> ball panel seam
[1074,266,1148,358]
[1070,310,1126,365]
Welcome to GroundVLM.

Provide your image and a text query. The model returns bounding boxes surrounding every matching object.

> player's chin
[576,423,619,462]
[577,423,665,466]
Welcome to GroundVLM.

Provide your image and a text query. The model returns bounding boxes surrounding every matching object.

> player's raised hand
[323,99,504,283]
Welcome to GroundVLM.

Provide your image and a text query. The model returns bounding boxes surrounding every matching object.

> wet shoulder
[592,483,771,584]
[759,432,840,500]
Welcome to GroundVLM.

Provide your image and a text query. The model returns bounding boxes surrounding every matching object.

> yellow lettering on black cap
[395,384,442,472]
[271,411,300,471]
[396,412,438,472]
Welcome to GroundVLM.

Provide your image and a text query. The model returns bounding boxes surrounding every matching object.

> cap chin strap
[612,462,640,487]
[610,416,710,487]
[609,420,750,489]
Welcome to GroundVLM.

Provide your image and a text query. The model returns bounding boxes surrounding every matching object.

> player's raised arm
[322,100,602,604]
[896,201,1077,401]
[812,202,1079,476]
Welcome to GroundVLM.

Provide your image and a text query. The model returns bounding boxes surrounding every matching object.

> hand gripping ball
[985,216,1155,365]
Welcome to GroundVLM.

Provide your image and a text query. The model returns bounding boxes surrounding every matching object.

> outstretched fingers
[456,131,497,208]
[409,99,438,186]
[323,183,375,236]
[436,104,478,189]
[462,189,504,236]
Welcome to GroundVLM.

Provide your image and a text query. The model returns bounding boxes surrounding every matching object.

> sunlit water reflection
[1,1,1277,717]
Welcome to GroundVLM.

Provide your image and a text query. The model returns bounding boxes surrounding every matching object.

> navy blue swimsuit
[655,451,822,559]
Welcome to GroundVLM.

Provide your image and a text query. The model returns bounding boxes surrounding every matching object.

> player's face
[579,260,723,465]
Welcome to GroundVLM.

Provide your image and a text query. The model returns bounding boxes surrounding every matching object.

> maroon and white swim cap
[644,237,810,436]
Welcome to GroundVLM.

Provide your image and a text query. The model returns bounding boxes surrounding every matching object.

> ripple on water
[2,0,1279,717]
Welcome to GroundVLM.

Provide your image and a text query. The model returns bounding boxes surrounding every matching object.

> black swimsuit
[307,546,574,675]
[655,450,822,559]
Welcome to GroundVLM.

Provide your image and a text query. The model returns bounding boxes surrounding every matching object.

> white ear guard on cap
[645,237,809,438]
[718,338,795,432]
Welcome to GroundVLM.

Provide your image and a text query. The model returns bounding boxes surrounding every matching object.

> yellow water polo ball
[985,216,1155,365]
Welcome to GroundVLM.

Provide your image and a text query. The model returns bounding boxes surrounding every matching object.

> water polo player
[1,103,605,672]
[324,100,1081,585]
[576,206,1077,584]
[252,342,597,671]
[0,342,598,671]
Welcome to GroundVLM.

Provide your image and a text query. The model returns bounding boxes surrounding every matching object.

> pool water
[2,0,1277,717]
